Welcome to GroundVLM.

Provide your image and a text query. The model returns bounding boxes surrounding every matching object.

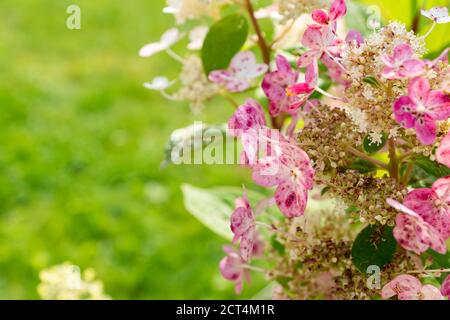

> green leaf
[352,224,397,273]
[362,76,381,88]
[271,235,285,256]
[347,159,377,173]
[181,184,272,240]
[413,155,450,179]
[201,14,248,75]
[426,250,450,268]
[363,133,387,154]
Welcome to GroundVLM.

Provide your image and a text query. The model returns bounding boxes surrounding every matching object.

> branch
[244,0,271,65]
[346,146,389,170]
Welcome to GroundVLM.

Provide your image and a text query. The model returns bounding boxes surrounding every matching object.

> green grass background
[0,0,448,299]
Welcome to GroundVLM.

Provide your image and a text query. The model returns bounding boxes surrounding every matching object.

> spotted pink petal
[381,275,422,299]
[415,115,436,145]
[239,226,256,262]
[305,58,319,87]
[252,156,287,187]
[328,0,347,21]
[209,70,233,85]
[228,99,266,137]
[301,27,323,50]
[393,96,416,128]
[393,214,430,254]
[298,50,321,68]
[404,189,436,217]
[230,198,254,244]
[219,247,246,294]
[436,133,450,168]
[387,198,446,254]
[275,181,308,218]
[231,51,268,79]
[441,275,450,298]
[311,9,329,25]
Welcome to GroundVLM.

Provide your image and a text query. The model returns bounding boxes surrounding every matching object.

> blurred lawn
[0,0,448,300]
[0,0,260,299]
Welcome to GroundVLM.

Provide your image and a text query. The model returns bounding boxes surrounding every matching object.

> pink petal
[252,157,287,187]
[239,227,256,262]
[441,275,450,298]
[228,99,266,136]
[301,27,323,50]
[408,77,430,106]
[404,189,436,217]
[230,51,256,74]
[393,43,414,62]
[415,115,436,145]
[399,59,426,78]
[393,214,429,254]
[381,66,399,79]
[393,96,416,128]
[425,90,450,120]
[230,206,254,243]
[345,30,363,45]
[298,50,320,67]
[287,83,314,95]
[329,0,347,21]
[275,182,308,218]
[225,78,251,93]
[275,55,293,74]
[420,285,444,300]
[311,9,329,25]
[305,58,319,87]
[432,176,450,203]
[209,70,232,85]
[381,275,422,299]
[436,133,450,168]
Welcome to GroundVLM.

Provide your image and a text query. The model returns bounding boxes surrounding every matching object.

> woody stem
[243,0,271,65]
[388,138,399,181]
[346,146,389,170]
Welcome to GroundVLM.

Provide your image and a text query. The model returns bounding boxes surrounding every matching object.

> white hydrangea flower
[164,0,228,24]
[143,77,175,91]
[187,26,208,50]
[37,263,110,300]
[139,28,181,57]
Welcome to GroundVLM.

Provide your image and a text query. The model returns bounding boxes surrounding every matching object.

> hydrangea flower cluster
[143,0,450,300]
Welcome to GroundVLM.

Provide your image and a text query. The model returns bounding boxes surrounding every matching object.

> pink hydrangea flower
[403,176,450,239]
[252,139,315,218]
[387,198,447,255]
[381,44,425,79]
[230,189,257,262]
[310,0,347,31]
[421,6,450,24]
[219,246,250,294]
[209,51,268,93]
[442,275,450,298]
[393,77,450,145]
[436,131,450,168]
[285,59,318,105]
[262,55,305,117]
[382,275,444,300]
[297,26,340,68]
